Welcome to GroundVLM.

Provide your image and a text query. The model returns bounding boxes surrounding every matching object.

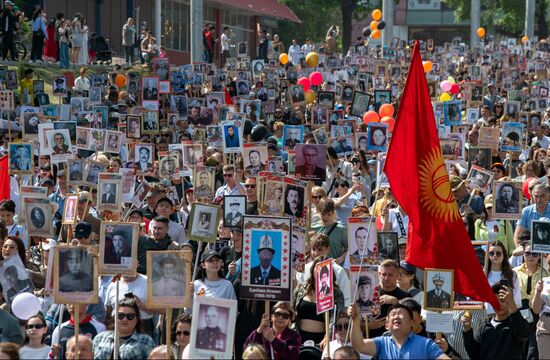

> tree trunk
[341,0,354,55]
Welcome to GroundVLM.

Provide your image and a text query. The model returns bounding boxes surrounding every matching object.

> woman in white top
[77,16,89,65]
[73,66,90,94]
[193,249,236,299]
[19,314,51,359]
[70,14,86,65]
[485,241,521,314]
[532,265,550,359]
[322,310,371,359]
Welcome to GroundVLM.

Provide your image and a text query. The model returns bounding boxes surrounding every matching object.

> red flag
[0,155,10,202]
[384,42,499,310]
[224,87,234,105]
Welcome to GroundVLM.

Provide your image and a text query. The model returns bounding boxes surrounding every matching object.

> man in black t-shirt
[369,259,410,337]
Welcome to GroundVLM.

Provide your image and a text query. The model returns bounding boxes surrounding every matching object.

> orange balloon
[378,103,394,118]
[422,61,432,73]
[522,35,529,44]
[371,29,381,39]
[363,111,380,124]
[381,116,396,132]
[372,9,382,21]
[476,27,485,38]
[370,20,378,30]
[115,74,127,88]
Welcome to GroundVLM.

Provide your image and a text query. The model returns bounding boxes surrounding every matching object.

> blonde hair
[242,344,268,360]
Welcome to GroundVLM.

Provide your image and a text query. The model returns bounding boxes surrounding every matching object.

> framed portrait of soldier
[97,173,122,212]
[193,167,215,199]
[348,218,377,265]
[240,215,292,301]
[142,76,159,110]
[467,165,494,193]
[99,222,138,276]
[260,179,284,216]
[340,85,355,103]
[374,90,391,112]
[223,195,246,229]
[45,128,73,162]
[467,147,492,171]
[0,254,35,305]
[350,265,379,321]
[492,181,522,220]
[317,91,335,108]
[54,245,98,304]
[131,180,151,207]
[83,160,107,187]
[135,143,155,174]
[147,250,192,308]
[424,269,454,312]
[189,296,237,360]
[311,106,328,128]
[22,112,41,141]
[282,124,304,151]
[531,220,550,254]
[350,91,372,117]
[17,186,47,225]
[294,144,326,181]
[141,110,159,135]
[126,115,142,139]
[24,197,54,237]
[377,232,399,262]
[68,158,85,185]
[288,85,305,106]
[158,153,180,179]
[104,130,122,153]
[188,203,220,243]
[52,76,67,97]
[243,145,267,177]
[62,194,79,225]
[8,142,33,174]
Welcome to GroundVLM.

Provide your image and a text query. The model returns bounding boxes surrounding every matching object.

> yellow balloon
[372,9,382,21]
[422,61,432,73]
[371,29,381,39]
[440,92,451,102]
[522,35,529,44]
[370,20,378,30]
[279,53,289,65]
[476,27,485,38]
[305,52,319,67]
[305,90,316,104]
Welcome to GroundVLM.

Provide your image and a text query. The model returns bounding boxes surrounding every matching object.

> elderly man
[514,184,550,246]
[250,234,281,286]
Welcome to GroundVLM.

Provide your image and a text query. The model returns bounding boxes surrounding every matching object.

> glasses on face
[489,251,503,257]
[117,312,136,321]
[524,252,538,257]
[27,323,45,330]
[245,184,256,188]
[339,184,349,188]
[335,323,350,331]
[175,330,190,336]
[223,173,233,178]
[273,311,291,320]
[312,195,322,199]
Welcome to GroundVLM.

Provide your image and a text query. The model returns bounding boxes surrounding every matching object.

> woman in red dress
[43,18,58,62]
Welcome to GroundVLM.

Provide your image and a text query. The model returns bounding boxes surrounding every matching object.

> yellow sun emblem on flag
[418,149,460,222]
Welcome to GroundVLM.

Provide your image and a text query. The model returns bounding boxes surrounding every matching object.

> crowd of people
[0,16,549,360]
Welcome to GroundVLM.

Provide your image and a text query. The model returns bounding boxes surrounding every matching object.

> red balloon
[381,116,395,132]
[309,71,323,86]
[378,103,394,118]
[449,83,460,95]
[363,111,380,124]
[297,77,311,92]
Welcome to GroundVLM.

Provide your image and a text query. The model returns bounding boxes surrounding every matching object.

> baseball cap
[484,194,494,208]
[201,250,220,262]
[400,261,416,274]
[75,222,92,238]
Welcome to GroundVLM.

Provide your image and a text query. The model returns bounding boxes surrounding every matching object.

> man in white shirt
[301,38,314,56]
[531,123,550,149]
[220,26,230,67]
[288,39,302,66]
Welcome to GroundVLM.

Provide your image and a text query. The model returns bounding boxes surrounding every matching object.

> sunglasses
[524,252,538,257]
[489,251,503,257]
[339,184,349,188]
[223,173,233,177]
[273,311,291,320]
[312,195,323,199]
[27,323,45,330]
[335,323,350,331]
[245,184,256,188]
[175,330,190,336]
[117,312,136,321]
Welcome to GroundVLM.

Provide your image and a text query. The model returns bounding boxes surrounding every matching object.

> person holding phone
[485,241,522,315]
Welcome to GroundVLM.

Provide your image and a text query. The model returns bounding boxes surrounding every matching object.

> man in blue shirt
[514,184,550,245]
[349,303,449,359]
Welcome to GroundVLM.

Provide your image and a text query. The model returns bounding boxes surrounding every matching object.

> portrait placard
[315,259,334,314]
[126,115,141,139]
[193,166,215,199]
[283,178,307,225]
[350,264,380,321]
[104,130,122,153]
[367,123,388,152]
[531,220,550,254]
[142,76,159,110]
[260,177,284,216]
[282,125,304,151]
[45,128,73,163]
[142,110,159,135]
[466,165,494,192]
[222,121,243,153]
[350,91,372,117]
[135,143,155,174]
[377,232,399,262]
[131,180,151,207]
[223,195,246,229]
[146,250,192,308]
[54,245,98,304]
[158,153,180,180]
[24,197,54,237]
[294,144,326,181]
[99,222,138,276]
[243,145,267,177]
[68,158,85,185]
[348,218,377,265]
[18,186,47,225]
[0,254,34,305]
[500,122,524,152]
[240,215,292,301]
[62,194,79,225]
[424,268,454,312]
[97,173,122,212]
[8,142,33,174]
[467,147,492,171]
[188,203,220,243]
[189,296,237,360]
[82,160,107,188]
[492,181,522,220]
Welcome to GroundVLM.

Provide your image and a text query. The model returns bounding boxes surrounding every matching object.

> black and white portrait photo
[223,195,246,228]
[0,255,34,305]
[189,204,220,243]
[424,269,453,311]
[146,250,192,309]
[289,85,305,105]
[243,146,267,177]
[142,110,159,134]
[97,173,122,211]
[531,221,550,254]
[236,80,250,96]
[68,159,85,183]
[283,184,305,218]
[193,169,214,199]
[377,232,399,261]
[8,143,33,173]
[100,182,117,204]
[24,197,53,237]
[22,112,40,138]
[348,220,376,264]
[99,222,137,276]
[135,144,154,172]
[53,76,67,96]
[142,77,159,101]
[294,144,326,181]
[350,91,372,117]
[84,161,107,186]
[159,155,179,179]
[126,115,141,139]
[57,247,94,293]
[492,181,521,219]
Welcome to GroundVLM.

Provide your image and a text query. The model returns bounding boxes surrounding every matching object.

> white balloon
[11,292,41,320]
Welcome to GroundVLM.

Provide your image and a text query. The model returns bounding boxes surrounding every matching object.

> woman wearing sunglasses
[92,297,155,359]
[171,313,191,359]
[321,310,366,360]
[19,314,50,359]
[485,241,521,315]
[243,301,301,360]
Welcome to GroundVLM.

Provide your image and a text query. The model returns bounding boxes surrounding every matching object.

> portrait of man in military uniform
[494,182,520,214]
[195,305,228,351]
[223,196,245,228]
[58,247,94,292]
[250,234,281,286]
[425,271,452,310]
[152,255,186,297]
[355,274,376,316]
